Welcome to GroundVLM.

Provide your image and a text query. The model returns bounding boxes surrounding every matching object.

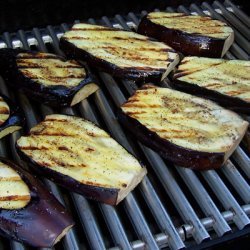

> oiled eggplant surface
[60,23,179,82]
[119,85,248,170]
[138,12,234,57]
[0,157,74,247]
[0,48,98,106]
[171,57,250,114]
[16,114,147,205]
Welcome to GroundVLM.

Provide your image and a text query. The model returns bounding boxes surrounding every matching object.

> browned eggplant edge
[0,93,25,137]
[60,37,171,83]
[0,48,96,107]
[0,157,74,247]
[169,79,250,114]
[137,15,226,58]
[118,109,225,171]
[15,115,146,205]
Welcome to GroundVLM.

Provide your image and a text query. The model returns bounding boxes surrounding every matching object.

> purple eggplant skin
[0,93,25,138]
[118,109,225,171]
[0,48,95,107]
[169,79,250,115]
[60,37,168,83]
[16,145,121,205]
[0,157,74,247]
[137,15,227,58]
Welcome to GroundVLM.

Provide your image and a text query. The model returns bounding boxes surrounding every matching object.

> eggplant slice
[0,157,74,247]
[171,57,250,114]
[16,114,147,205]
[0,48,98,106]
[119,85,248,171]
[0,94,24,139]
[138,12,234,57]
[59,23,180,82]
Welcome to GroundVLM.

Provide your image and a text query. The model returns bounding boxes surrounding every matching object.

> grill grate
[0,1,249,249]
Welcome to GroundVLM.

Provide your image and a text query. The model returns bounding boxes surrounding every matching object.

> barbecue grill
[0,0,249,249]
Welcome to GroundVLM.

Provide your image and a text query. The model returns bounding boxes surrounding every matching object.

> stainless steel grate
[0,1,249,249]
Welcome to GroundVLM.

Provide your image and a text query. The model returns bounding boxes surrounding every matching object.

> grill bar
[221,161,250,203]
[213,1,249,37]
[202,171,250,229]
[232,148,250,178]
[176,167,231,237]
[0,1,249,250]
[225,0,250,25]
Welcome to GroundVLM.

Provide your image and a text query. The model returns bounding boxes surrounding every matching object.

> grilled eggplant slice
[0,157,74,247]
[171,57,250,114]
[119,85,248,170]
[0,93,24,139]
[16,114,147,205]
[138,12,234,57]
[0,48,98,106]
[59,23,180,82]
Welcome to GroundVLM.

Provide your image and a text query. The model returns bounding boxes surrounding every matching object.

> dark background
[0,0,248,33]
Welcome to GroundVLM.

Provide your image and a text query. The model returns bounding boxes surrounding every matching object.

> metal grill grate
[0,1,249,249]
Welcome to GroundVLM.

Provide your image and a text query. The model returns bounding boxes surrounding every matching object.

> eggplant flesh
[0,157,74,247]
[119,85,248,170]
[16,114,147,205]
[171,57,250,114]
[138,12,234,57]
[59,23,179,82]
[0,94,24,139]
[0,48,98,107]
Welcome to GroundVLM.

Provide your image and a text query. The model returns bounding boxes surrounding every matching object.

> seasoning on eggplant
[59,23,180,82]
[0,48,98,106]
[171,57,250,114]
[16,114,147,205]
[119,85,248,171]
[138,12,234,57]
[0,93,24,139]
[0,157,74,247]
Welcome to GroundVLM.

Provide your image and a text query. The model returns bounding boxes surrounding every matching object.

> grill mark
[65,37,170,51]
[58,146,70,151]
[175,63,223,78]
[124,103,162,108]
[29,76,84,80]
[0,176,22,181]
[30,131,71,137]
[85,147,95,152]
[68,36,148,41]
[83,180,111,187]
[226,90,245,96]
[19,146,49,150]
[150,14,186,19]
[17,55,60,60]
[204,83,223,88]
[0,195,30,201]
[99,47,168,62]
[126,111,147,115]
[0,107,9,114]
[45,118,68,122]
[71,27,116,31]
[42,157,87,168]
[18,65,83,69]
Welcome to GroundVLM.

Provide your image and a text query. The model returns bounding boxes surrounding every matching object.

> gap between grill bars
[0,1,249,250]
